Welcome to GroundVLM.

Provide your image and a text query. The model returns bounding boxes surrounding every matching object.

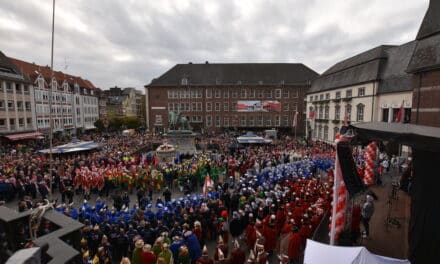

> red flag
[292,111,298,127]
[309,110,315,119]
[395,100,404,123]
[343,107,348,126]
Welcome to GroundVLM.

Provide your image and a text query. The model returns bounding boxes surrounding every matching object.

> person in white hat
[196,245,214,264]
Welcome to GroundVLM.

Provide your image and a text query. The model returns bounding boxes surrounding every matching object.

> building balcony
[332,98,341,102]
[342,97,352,102]
[332,119,340,124]
[315,118,329,122]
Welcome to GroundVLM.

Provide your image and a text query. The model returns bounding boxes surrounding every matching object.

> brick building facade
[407,0,440,127]
[145,63,318,135]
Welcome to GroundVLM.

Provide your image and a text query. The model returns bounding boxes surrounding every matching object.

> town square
[0,1,439,263]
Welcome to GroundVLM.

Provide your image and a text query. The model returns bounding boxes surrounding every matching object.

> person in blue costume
[183,230,201,264]
[95,197,105,212]
[169,236,184,263]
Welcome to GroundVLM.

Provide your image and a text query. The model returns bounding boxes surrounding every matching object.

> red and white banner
[329,133,349,244]
[292,111,298,127]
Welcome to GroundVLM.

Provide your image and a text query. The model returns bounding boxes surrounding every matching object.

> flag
[292,111,298,127]
[343,107,348,126]
[203,173,214,196]
[395,100,404,123]
[309,110,315,119]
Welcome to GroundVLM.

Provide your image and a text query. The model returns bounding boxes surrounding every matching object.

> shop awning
[4,132,43,141]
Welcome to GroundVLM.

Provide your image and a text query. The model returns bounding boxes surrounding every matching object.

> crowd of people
[55,158,333,264]
[1,131,337,263]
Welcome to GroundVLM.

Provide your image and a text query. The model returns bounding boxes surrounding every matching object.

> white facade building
[306,42,416,143]
[0,51,37,137]
[9,57,99,135]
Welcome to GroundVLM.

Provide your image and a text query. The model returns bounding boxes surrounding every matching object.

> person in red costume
[245,214,257,248]
[288,225,302,264]
[262,215,277,254]
[228,240,245,264]
[255,243,268,264]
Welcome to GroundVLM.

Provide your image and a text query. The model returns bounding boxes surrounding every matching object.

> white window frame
[206,88,212,98]
[275,89,281,99]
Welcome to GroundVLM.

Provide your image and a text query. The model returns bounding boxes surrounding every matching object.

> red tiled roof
[8,57,96,90]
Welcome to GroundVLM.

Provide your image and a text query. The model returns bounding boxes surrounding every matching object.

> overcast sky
[0,0,429,90]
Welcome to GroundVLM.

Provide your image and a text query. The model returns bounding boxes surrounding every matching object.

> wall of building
[34,78,74,133]
[0,80,35,133]
[411,69,440,127]
[306,82,377,143]
[376,91,413,122]
[146,85,307,135]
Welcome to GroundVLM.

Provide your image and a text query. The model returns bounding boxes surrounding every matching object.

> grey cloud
[0,0,429,89]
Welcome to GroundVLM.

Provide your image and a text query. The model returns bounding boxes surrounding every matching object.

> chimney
[205,61,209,64]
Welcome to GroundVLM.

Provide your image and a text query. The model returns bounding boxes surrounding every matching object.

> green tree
[109,117,124,130]
[94,119,105,131]
[123,116,141,129]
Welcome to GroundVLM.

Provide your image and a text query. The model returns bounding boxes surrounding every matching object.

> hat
[233,211,239,219]
[233,239,240,248]
[217,248,224,260]
[247,250,255,262]
[202,245,208,255]
[221,210,228,218]
[143,244,152,252]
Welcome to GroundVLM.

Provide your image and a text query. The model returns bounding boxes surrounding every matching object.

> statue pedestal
[164,130,197,155]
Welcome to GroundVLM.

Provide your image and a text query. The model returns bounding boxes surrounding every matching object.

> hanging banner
[236,100,281,112]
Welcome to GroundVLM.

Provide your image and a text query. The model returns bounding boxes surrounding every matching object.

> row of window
[314,125,340,141]
[381,108,411,123]
[310,87,365,102]
[206,115,289,127]
[168,88,298,100]
[154,114,294,128]
[37,77,94,96]
[83,96,98,105]
[0,82,30,94]
[0,100,32,111]
[35,90,73,103]
[168,102,298,112]
[0,118,33,128]
[312,103,364,122]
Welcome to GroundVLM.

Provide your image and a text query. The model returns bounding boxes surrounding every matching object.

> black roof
[309,45,395,93]
[351,122,440,151]
[147,63,319,87]
[407,33,440,73]
[416,0,440,40]
[377,41,417,94]
[0,51,29,83]
[407,1,440,73]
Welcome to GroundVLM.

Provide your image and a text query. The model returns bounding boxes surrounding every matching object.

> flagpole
[49,0,56,202]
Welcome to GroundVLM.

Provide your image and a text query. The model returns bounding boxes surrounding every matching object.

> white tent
[304,239,411,264]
